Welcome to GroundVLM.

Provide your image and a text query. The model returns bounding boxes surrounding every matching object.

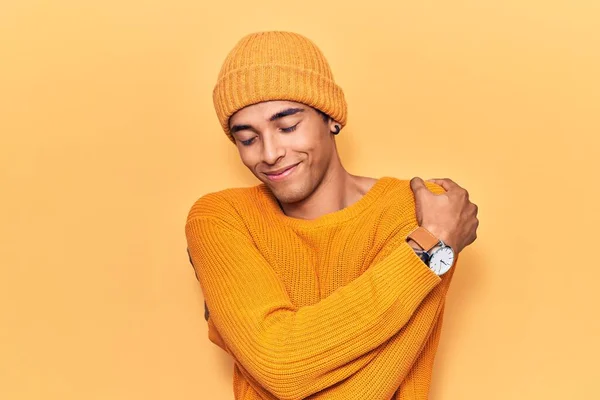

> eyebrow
[230,107,305,135]
[269,107,304,121]
[230,124,252,134]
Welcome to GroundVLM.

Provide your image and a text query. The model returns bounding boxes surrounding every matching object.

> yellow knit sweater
[185,176,458,400]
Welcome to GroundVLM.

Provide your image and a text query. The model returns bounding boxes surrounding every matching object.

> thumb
[410,176,428,195]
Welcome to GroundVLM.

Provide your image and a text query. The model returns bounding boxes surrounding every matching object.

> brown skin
[191,101,479,321]
[228,100,377,221]
[410,177,479,254]
[228,100,479,253]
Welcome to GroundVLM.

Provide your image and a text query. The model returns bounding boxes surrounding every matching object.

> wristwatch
[406,226,455,276]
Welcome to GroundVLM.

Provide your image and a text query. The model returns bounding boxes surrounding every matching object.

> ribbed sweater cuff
[381,241,442,315]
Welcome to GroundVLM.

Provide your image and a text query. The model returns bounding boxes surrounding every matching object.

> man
[185,31,479,399]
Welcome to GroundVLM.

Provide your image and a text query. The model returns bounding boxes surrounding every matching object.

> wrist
[406,238,423,251]
[420,225,457,252]
[406,238,431,266]
[407,226,456,276]
[420,224,444,240]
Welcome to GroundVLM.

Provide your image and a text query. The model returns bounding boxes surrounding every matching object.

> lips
[264,163,300,181]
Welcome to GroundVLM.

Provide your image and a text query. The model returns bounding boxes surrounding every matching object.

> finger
[426,178,455,191]
[426,177,457,184]
[410,177,429,195]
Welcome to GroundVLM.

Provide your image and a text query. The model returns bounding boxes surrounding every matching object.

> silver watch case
[427,240,455,276]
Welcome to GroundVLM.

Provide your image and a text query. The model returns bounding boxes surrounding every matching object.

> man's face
[228,100,338,204]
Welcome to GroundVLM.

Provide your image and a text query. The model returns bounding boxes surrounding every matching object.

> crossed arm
[185,205,456,400]
[190,249,455,400]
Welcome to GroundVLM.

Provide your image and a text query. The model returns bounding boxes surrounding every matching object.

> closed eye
[281,122,299,133]
[240,137,256,146]
[239,122,298,146]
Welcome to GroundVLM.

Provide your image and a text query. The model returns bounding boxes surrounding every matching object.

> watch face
[429,246,455,275]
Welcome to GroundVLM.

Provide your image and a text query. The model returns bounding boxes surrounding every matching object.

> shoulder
[381,176,446,198]
[371,176,447,224]
[185,185,259,225]
[364,177,447,237]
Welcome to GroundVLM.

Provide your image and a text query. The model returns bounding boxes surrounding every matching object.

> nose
[261,133,285,165]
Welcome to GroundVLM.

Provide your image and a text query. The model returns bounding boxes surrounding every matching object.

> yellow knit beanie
[213,31,348,143]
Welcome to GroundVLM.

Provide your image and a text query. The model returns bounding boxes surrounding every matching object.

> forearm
[187,215,442,400]
[308,265,455,400]
[394,302,447,400]
[219,302,448,400]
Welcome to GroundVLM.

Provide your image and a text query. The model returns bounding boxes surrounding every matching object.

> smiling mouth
[264,163,300,181]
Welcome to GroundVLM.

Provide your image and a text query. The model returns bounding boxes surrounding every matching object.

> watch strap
[407,226,441,252]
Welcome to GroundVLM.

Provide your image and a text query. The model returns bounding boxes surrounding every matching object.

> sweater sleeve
[394,302,448,400]
[185,200,442,400]
[309,259,456,399]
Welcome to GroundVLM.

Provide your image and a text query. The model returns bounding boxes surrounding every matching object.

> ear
[328,118,342,135]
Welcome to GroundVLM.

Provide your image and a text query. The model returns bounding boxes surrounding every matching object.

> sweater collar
[256,176,394,229]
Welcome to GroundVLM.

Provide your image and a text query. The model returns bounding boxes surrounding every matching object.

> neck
[278,157,375,220]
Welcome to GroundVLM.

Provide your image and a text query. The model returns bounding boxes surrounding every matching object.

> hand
[409,177,479,254]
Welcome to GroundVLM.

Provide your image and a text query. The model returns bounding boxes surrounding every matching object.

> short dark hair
[314,107,331,124]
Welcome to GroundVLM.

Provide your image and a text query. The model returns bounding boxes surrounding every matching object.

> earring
[331,125,341,135]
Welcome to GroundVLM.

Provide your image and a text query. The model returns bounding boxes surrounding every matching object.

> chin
[268,178,311,205]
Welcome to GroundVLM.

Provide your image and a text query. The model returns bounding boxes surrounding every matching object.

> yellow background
[1,1,598,399]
